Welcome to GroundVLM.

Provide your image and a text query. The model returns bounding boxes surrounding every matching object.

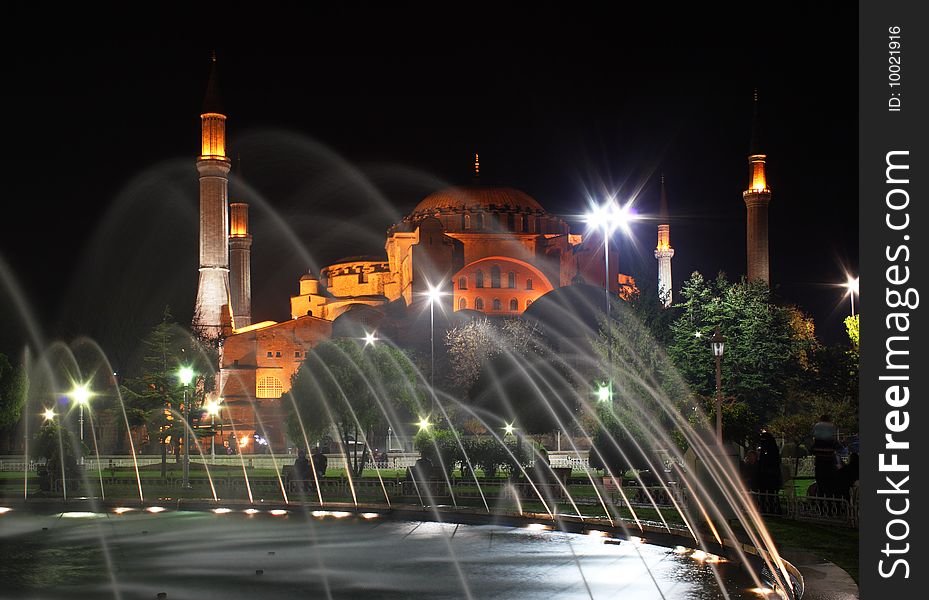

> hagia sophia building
[190,57,770,453]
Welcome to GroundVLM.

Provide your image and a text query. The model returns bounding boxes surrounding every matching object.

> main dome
[409,186,546,217]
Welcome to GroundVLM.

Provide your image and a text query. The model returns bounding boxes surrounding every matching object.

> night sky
[0,4,858,365]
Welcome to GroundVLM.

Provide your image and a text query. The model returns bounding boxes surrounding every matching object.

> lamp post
[205,399,220,463]
[68,383,92,465]
[423,282,446,409]
[844,275,859,317]
[42,408,56,422]
[585,198,635,403]
[178,366,195,488]
[709,327,726,445]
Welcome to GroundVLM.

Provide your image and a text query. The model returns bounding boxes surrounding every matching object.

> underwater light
[526,523,551,531]
[212,508,232,514]
[269,509,288,516]
[113,507,135,514]
[145,506,166,513]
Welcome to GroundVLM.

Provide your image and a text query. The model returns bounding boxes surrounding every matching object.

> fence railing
[745,490,859,527]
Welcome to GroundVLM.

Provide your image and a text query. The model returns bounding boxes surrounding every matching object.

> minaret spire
[654,173,674,306]
[473,152,480,182]
[743,89,773,286]
[229,153,252,329]
[193,52,234,340]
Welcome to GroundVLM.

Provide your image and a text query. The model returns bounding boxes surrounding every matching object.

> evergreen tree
[0,353,29,451]
[119,308,211,477]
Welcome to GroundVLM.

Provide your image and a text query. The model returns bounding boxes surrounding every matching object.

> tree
[34,421,81,490]
[0,353,28,451]
[287,338,422,477]
[845,314,859,350]
[119,308,211,477]
[666,272,811,445]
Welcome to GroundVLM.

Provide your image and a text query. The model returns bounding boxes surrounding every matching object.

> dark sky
[0,4,858,365]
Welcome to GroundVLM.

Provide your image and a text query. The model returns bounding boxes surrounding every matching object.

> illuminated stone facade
[216,184,634,450]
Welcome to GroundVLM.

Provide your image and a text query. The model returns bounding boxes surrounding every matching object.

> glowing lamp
[710,327,726,358]
[424,282,447,305]
[596,384,611,403]
[68,383,92,406]
[363,331,378,347]
[178,366,195,386]
[417,417,431,431]
[846,275,859,295]
[42,408,56,421]
[504,423,515,436]
[585,197,636,236]
[204,401,220,417]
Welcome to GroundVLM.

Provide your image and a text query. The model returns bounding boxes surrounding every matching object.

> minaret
[654,174,674,306]
[193,52,233,340]
[229,158,252,328]
[743,90,772,286]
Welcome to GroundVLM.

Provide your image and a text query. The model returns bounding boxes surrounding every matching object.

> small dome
[300,271,317,281]
[410,186,545,217]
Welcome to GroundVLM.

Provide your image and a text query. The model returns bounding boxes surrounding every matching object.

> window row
[459,298,533,311]
[266,350,303,358]
[458,269,533,290]
[461,213,540,233]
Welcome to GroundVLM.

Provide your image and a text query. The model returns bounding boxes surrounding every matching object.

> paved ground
[783,548,859,600]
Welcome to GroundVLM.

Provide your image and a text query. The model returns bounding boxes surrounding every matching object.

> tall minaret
[743,90,772,286]
[229,188,252,328]
[193,52,233,340]
[654,174,674,306]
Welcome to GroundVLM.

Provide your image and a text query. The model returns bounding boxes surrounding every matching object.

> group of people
[291,447,328,491]
[740,415,860,508]
[740,430,783,513]
[809,414,859,499]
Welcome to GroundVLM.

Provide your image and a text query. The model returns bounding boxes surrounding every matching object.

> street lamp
[422,281,447,406]
[178,366,195,487]
[42,408,56,421]
[67,383,92,465]
[503,422,516,437]
[204,398,221,463]
[585,197,635,403]
[596,383,611,403]
[709,326,726,445]
[363,331,378,347]
[844,275,859,317]
[417,417,431,431]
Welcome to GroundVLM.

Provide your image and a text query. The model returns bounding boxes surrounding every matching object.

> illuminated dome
[409,186,546,218]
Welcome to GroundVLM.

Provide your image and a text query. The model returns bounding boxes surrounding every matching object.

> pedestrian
[836,452,859,500]
[811,414,839,496]
[293,448,311,493]
[757,430,782,513]
[312,446,328,478]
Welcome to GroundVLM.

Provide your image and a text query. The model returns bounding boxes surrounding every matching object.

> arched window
[492,298,502,311]
[476,212,484,229]
[526,299,533,309]
[491,266,501,288]
[509,299,518,311]
[526,278,534,290]
[475,298,484,311]
[463,213,471,230]
[507,272,516,288]
[458,276,467,290]
[476,270,484,288]
[256,376,283,399]
[459,298,467,310]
